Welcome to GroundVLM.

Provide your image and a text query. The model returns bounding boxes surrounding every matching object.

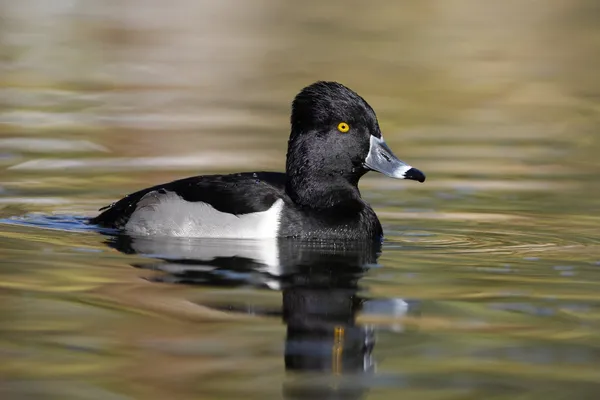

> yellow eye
[337,122,350,133]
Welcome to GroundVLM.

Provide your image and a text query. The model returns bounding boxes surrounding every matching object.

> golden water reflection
[1,0,600,399]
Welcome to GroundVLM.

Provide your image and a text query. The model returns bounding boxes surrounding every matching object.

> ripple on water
[0,213,111,234]
[3,211,597,259]
[385,223,598,257]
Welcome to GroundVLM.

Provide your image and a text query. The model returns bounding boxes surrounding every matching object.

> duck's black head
[286,81,425,207]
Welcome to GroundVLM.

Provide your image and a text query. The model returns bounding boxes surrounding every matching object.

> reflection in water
[107,235,413,399]
[2,1,600,398]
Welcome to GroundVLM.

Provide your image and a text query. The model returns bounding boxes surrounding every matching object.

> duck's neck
[285,134,365,210]
[286,171,362,210]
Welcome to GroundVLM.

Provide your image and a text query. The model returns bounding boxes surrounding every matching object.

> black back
[90,172,287,228]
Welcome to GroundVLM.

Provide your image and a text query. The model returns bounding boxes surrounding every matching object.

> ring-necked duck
[90,81,425,240]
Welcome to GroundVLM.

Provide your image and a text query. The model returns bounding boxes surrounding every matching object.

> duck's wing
[89,172,287,229]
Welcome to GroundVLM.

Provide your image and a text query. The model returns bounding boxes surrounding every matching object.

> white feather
[124,191,284,239]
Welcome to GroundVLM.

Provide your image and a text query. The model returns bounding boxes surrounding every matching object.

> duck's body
[91,82,425,241]
[91,171,382,240]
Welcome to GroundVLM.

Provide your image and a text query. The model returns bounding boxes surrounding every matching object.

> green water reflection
[1,1,600,399]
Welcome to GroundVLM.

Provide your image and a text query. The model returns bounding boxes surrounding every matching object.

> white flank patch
[125,191,284,239]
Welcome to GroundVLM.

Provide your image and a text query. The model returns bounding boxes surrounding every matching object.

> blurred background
[1,1,600,399]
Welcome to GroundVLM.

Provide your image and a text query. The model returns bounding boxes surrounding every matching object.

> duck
[90,81,425,241]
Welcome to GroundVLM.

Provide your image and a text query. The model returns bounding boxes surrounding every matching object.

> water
[1,1,600,399]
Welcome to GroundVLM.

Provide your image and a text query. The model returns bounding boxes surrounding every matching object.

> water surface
[1,1,600,399]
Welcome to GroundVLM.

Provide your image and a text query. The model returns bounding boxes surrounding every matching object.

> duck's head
[287,81,425,190]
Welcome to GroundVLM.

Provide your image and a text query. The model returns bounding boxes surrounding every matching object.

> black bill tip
[404,167,426,183]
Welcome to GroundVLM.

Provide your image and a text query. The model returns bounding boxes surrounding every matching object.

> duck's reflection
[107,235,414,398]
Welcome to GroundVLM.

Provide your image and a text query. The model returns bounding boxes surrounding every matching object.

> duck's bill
[364,135,426,182]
